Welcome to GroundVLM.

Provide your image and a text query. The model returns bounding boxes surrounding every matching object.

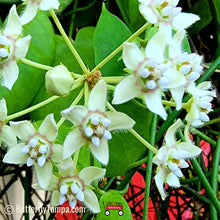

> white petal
[59,195,66,205]
[4,5,22,36]
[102,117,111,127]
[57,158,76,177]
[107,111,135,130]
[14,35,31,58]
[2,60,19,90]
[146,80,157,90]
[61,106,88,125]
[164,119,182,146]
[39,145,48,154]
[71,183,79,194]
[123,42,145,71]
[143,90,167,120]
[29,138,38,147]
[166,172,180,187]
[10,120,35,142]
[88,80,106,112]
[90,115,100,125]
[79,167,106,186]
[168,162,183,177]
[0,48,9,58]
[89,139,109,165]
[20,2,38,25]
[37,156,46,167]
[155,169,167,200]
[0,98,7,121]
[76,190,84,202]
[112,75,141,104]
[170,86,185,110]
[21,145,30,154]
[69,199,77,209]
[179,159,189,168]
[139,5,158,23]
[91,136,100,147]
[3,143,28,164]
[177,142,201,158]
[60,184,68,195]
[145,31,165,62]
[0,124,17,146]
[51,144,63,162]
[170,149,189,159]
[63,129,85,159]
[83,188,100,213]
[27,157,34,166]
[39,0,60,10]
[103,130,112,140]
[39,114,58,142]
[34,162,52,189]
[84,127,93,137]
[51,190,60,206]
[173,13,200,30]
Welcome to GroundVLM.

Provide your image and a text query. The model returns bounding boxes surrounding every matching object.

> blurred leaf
[0,12,55,115]
[58,0,74,13]
[213,0,220,24]
[188,0,212,34]
[95,190,132,220]
[93,4,131,76]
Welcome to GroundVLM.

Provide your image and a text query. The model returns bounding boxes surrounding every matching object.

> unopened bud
[45,65,74,96]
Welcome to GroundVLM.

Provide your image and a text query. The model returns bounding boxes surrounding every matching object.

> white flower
[3,114,63,189]
[185,82,216,127]
[0,5,31,90]
[20,0,60,25]
[50,158,106,213]
[112,31,186,120]
[0,99,17,146]
[153,119,201,200]
[138,0,199,41]
[61,80,135,165]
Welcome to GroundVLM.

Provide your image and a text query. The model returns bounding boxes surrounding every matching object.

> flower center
[136,59,169,91]
[59,179,84,209]
[0,35,12,65]
[82,114,112,147]
[21,137,49,167]
[176,52,203,82]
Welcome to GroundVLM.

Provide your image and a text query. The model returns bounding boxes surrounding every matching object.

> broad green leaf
[93,4,132,76]
[188,0,212,34]
[0,12,55,115]
[95,190,132,220]
[106,100,153,177]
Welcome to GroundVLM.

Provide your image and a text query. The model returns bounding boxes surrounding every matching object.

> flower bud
[45,65,74,96]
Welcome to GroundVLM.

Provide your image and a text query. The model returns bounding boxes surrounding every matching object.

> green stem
[20,58,53,71]
[101,76,124,83]
[50,9,89,74]
[73,149,80,168]
[143,114,157,219]
[91,22,151,73]
[68,0,78,38]
[210,133,220,219]
[84,81,89,106]
[190,158,220,215]
[57,88,84,128]
[204,117,220,126]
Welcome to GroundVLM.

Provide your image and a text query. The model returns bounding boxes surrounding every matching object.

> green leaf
[95,190,132,220]
[188,0,212,34]
[106,100,153,177]
[213,0,220,24]
[93,4,132,76]
[0,12,55,115]
[58,0,74,13]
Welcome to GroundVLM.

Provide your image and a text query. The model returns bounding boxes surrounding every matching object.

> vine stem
[106,101,158,154]
[50,9,89,75]
[20,58,53,70]
[91,22,151,73]
[6,79,84,122]
[57,88,84,128]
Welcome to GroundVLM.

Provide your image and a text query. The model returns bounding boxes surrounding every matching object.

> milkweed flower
[153,119,201,200]
[61,79,135,165]
[112,31,186,120]
[20,0,60,25]
[3,114,63,189]
[47,158,105,213]
[0,5,31,90]
[0,99,17,146]
[185,81,216,127]
[138,0,199,41]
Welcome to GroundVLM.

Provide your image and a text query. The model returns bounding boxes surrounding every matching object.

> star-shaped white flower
[153,119,201,200]
[112,31,186,120]
[20,0,60,25]
[0,99,17,146]
[185,81,216,127]
[0,5,31,90]
[61,80,135,165]
[3,114,63,189]
[46,158,106,213]
[138,0,199,41]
